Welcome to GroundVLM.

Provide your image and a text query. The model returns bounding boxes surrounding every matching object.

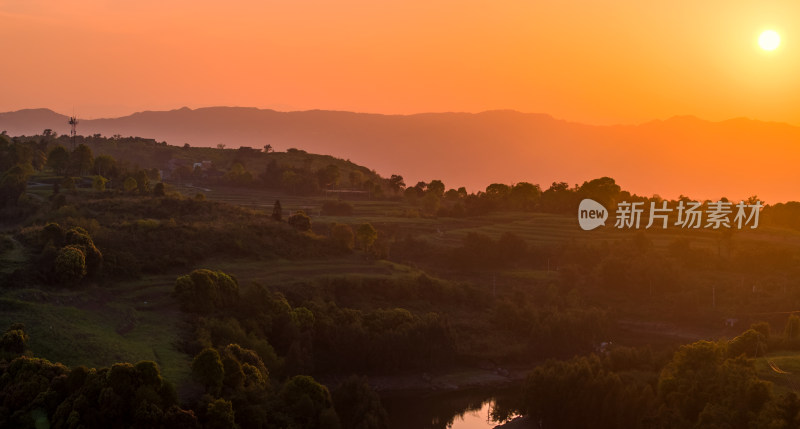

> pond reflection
[382,387,527,429]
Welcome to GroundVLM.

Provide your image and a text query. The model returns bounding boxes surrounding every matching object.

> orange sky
[2,1,800,125]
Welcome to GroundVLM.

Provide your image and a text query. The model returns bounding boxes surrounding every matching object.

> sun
[759,30,781,51]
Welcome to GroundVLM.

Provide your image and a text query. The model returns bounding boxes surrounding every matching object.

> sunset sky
[2,0,800,125]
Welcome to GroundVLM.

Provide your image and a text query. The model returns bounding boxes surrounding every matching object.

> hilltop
[3,107,800,203]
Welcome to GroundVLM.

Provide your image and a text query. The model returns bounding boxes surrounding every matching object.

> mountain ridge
[2,106,799,202]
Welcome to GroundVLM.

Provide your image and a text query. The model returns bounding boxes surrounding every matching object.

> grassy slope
[0,276,191,387]
[10,178,800,390]
[756,351,800,394]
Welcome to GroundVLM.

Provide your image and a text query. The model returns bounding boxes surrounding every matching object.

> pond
[382,387,532,429]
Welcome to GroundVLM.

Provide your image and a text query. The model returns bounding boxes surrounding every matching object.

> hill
[2,107,800,203]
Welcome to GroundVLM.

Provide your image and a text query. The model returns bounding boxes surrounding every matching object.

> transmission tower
[69,114,78,149]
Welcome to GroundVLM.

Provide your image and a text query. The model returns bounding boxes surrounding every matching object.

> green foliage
[153,182,166,197]
[93,154,116,177]
[0,356,69,426]
[278,375,339,429]
[64,226,103,276]
[205,398,238,429]
[0,164,30,207]
[92,175,108,191]
[54,245,87,285]
[0,323,29,359]
[288,210,312,231]
[0,351,188,428]
[47,145,70,175]
[134,169,151,193]
[225,162,253,186]
[658,340,773,426]
[728,329,768,358]
[192,348,225,395]
[174,269,240,313]
[317,164,341,188]
[332,375,388,429]
[123,176,138,193]
[330,223,355,250]
[523,355,656,429]
[71,144,94,176]
[355,223,377,253]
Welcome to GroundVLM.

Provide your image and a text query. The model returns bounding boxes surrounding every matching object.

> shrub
[54,245,86,285]
[288,210,312,231]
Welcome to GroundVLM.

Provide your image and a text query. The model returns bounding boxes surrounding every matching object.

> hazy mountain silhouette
[2,107,799,202]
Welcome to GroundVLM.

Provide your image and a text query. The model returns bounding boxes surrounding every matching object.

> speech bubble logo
[578,199,608,230]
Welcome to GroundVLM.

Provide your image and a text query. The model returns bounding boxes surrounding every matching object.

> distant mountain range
[2,107,799,203]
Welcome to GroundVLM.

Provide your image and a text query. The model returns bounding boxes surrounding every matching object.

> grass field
[13,178,800,392]
[183,183,800,254]
[756,351,800,394]
[0,275,192,389]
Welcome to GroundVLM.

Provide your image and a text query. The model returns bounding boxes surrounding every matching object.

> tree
[153,182,166,197]
[65,227,103,276]
[0,323,29,358]
[388,175,405,193]
[348,171,364,188]
[32,149,47,171]
[263,144,273,153]
[727,329,767,358]
[134,170,151,193]
[0,165,30,207]
[70,144,94,176]
[205,398,238,429]
[288,210,312,231]
[55,245,86,285]
[356,223,378,254]
[124,177,138,193]
[47,145,70,176]
[485,183,511,201]
[333,375,388,429]
[93,154,116,177]
[279,375,339,429]
[510,182,541,210]
[192,349,225,395]
[272,200,283,221]
[330,223,355,250]
[174,269,240,313]
[225,162,253,186]
[317,164,341,188]
[217,143,226,149]
[427,180,445,197]
[578,177,621,207]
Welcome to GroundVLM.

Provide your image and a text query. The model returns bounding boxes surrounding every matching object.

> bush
[174,269,240,313]
[288,210,312,231]
[330,223,355,250]
[54,245,86,285]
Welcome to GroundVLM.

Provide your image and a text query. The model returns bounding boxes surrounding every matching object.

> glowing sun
[759,30,781,51]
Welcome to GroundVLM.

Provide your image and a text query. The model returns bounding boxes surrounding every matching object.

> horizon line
[4,106,799,129]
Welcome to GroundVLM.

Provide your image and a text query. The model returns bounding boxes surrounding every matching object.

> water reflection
[383,387,526,429]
